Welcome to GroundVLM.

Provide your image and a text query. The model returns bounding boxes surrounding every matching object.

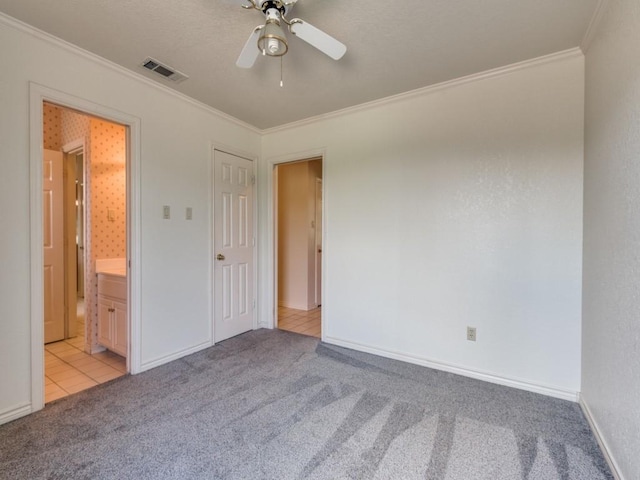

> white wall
[261,52,585,398]
[0,15,260,422]
[0,8,589,426]
[582,0,640,478]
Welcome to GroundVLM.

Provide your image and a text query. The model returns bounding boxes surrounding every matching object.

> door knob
[217,254,225,261]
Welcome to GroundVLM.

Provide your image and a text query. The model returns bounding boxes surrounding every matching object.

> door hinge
[252,237,255,247]
[253,299,256,310]
[251,175,256,185]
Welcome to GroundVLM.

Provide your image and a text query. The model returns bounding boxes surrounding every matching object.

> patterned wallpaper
[90,119,126,260]
[86,119,126,354]
[61,109,90,147]
[43,103,61,150]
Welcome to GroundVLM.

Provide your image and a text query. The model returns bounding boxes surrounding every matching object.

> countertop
[95,258,127,278]
[97,268,126,278]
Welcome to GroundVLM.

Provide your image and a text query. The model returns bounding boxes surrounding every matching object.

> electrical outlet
[467,326,477,342]
[163,205,170,220]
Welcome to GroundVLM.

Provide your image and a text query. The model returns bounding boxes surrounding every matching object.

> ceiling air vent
[141,57,189,83]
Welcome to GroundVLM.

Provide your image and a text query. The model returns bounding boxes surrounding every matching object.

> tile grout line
[277,307,321,339]
[44,336,126,402]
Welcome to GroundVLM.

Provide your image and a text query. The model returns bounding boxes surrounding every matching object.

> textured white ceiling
[0,0,600,129]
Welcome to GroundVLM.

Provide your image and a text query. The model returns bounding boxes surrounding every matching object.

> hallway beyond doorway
[277,306,321,338]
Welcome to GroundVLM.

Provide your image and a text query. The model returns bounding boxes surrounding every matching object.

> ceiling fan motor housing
[259,0,288,17]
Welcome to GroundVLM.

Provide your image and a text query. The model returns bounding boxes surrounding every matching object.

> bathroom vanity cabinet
[97,272,127,357]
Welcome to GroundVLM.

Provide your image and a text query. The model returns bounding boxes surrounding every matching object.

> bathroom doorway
[274,158,323,338]
[42,102,128,403]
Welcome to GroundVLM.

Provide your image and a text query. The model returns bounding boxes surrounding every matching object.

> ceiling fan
[235,0,347,69]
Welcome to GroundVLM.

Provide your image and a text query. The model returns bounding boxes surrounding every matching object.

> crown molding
[0,11,261,135]
[1,10,587,137]
[581,0,611,53]
[261,48,584,135]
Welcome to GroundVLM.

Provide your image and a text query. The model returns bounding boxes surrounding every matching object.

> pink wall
[61,109,90,147]
[90,119,126,259]
[43,103,61,150]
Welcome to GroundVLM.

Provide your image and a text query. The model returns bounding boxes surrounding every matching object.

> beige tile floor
[44,301,126,403]
[277,306,321,338]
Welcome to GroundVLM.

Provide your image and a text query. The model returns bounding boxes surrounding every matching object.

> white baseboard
[0,403,32,425]
[324,336,579,402]
[278,301,310,311]
[579,395,623,480]
[138,340,212,373]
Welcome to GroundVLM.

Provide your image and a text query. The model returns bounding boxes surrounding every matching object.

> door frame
[265,149,326,336]
[314,177,323,308]
[29,83,141,412]
[61,139,84,340]
[211,144,259,344]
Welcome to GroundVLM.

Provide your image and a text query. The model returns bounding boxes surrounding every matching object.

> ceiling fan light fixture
[258,18,288,56]
[235,0,346,70]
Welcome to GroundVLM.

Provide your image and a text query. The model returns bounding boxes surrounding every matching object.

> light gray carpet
[0,329,612,479]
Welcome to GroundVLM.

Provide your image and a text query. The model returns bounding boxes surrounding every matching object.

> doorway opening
[274,158,323,338]
[42,102,128,403]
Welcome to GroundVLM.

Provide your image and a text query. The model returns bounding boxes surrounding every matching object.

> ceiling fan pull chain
[280,55,284,87]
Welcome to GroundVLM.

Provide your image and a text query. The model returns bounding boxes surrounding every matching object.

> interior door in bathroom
[213,149,255,342]
[43,149,65,343]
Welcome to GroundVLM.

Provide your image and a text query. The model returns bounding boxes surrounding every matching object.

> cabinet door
[97,296,113,348]
[112,299,128,357]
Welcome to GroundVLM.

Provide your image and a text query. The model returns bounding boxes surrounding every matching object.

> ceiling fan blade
[221,0,255,6]
[289,20,346,60]
[236,26,263,68]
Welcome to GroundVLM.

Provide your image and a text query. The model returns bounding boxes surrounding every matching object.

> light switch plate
[186,207,193,220]
[163,205,170,220]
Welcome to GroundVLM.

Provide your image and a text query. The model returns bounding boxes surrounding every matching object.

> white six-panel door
[214,150,254,342]
[43,149,65,343]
